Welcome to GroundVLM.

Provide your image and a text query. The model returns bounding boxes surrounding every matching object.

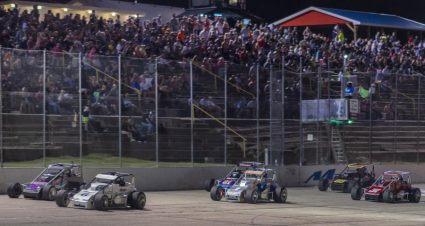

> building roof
[273,6,425,31]
[1,0,184,22]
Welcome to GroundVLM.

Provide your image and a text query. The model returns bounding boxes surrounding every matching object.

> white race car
[55,172,146,211]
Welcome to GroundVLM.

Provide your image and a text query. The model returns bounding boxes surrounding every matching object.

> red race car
[351,170,421,203]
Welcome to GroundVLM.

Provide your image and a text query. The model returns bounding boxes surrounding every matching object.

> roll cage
[32,163,81,184]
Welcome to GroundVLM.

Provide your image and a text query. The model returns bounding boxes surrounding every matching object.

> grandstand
[0,3,425,168]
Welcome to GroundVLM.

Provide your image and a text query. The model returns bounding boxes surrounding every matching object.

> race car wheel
[7,183,22,198]
[94,193,109,211]
[42,185,57,201]
[130,192,146,209]
[318,179,329,191]
[246,188,259,204]
[409,188,421,203]
[210,185,223,201]
[56,190,70,207]
[383,189,395,203]
[204,179,215,192]
[350,185,363,200]
[274,187,287,203]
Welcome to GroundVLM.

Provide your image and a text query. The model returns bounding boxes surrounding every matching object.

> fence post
[256,64,260,162]
[393,73,399,164]
[299,57,303,166]
[224,62,228,165]
[281,56,285,166]
[155,58,159,167]
[0,46,2,168]
[78,52,83,166]
[417,76,421,164]
[316,66,321,164]
[118,55,122,167]
[43,49,47,167]
[369,72,373,163]
[190,60,194,166]
[268,65,272,166]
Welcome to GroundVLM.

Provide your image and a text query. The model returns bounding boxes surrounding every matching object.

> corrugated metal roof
[273,6,425,31]
[320,7,425,31]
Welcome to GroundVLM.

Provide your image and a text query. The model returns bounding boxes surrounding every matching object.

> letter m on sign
[304,169,336,183]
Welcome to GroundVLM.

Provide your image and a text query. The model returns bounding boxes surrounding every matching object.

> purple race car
[7,163,84,201]
[205,162,264,201]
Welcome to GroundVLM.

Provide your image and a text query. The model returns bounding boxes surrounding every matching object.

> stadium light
[87,9,93,14]
[63,8,68,12]
[10,3,16,8]
[37,5,42,10]
[111,12,117,17]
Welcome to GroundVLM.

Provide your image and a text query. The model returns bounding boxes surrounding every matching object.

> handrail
[190,61,255,98]
[381,83,416,115]
[193,104,247,158]
[62,51,141,95]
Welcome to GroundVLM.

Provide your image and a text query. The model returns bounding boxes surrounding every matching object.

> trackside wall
[1,164,425,193]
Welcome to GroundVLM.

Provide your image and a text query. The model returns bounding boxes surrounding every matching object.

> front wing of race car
[330,179,347,191]
[71,190,98,209]
[225,187,245,201]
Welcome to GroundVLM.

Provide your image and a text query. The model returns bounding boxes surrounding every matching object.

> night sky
[138,0,425,23]
[245,0,425,23]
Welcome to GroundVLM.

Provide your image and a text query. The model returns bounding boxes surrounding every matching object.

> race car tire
[274,187,287,203]
[383,189,395,203]
[210,185,223,201]
[239,190,246,203]
[7,183,22,198]
[130,191,146,209]
[94,193,109,211]
[350,185,363,200]
[345,181,356,193]
[42,185,57,201]
[246,188,259,204]
[409,188,421,203]
[56,190,70,207]
[318,179,329,191]
[204,179,215,192]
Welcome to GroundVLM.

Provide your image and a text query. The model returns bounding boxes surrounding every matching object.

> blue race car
[224,168,287,204]
[205,162,264,201]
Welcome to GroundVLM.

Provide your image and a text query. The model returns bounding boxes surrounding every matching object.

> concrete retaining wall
[1,164,425,193]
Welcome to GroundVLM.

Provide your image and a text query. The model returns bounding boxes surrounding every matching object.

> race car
[217,168,287,204]
[318,163,375,193]
[7,163,84,201]
[205,161,264,193]
[351,170,421,203]
[56,172,146,211]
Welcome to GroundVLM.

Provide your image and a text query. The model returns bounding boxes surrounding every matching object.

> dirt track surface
[1,187,425,226]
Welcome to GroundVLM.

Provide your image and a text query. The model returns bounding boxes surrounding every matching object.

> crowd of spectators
[1,5,425,123]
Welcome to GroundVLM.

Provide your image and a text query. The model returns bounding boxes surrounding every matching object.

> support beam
[345,23,357,40]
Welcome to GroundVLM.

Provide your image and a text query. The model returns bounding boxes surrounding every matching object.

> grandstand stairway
[330,126,347,164]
